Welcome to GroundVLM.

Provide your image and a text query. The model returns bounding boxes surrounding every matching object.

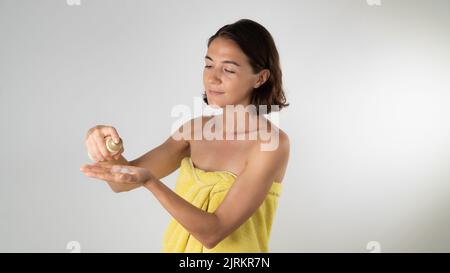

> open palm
[80,162,154,185]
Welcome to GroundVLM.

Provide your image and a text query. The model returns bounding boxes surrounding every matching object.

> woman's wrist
[143,177,157,190]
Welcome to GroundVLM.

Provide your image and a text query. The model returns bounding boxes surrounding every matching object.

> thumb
[114,147,124,160]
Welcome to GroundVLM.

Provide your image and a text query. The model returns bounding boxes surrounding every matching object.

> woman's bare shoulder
[249,120,290,183]
[257,118,290,150]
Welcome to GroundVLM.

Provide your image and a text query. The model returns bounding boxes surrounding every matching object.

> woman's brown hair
[203,19,289,114]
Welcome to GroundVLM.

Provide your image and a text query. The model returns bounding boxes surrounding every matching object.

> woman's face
[203,37,269,109]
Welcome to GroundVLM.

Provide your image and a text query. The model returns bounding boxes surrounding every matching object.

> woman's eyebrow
[205,55,241,67]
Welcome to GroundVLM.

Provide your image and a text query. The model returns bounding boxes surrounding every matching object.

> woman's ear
[254,69,270,88]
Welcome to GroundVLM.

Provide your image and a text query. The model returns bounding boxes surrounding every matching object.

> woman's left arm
[145,133,289,249]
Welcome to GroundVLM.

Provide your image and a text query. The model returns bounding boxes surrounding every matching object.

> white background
[0,0,449,252]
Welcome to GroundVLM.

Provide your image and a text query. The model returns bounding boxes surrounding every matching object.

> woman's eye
[204,65,234,74]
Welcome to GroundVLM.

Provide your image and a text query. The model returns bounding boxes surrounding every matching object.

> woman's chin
[206,98,225,109]
[204,100,225,115]
[209,103,223,109]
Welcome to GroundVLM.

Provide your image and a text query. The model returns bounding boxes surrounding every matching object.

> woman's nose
[208,70,221,84]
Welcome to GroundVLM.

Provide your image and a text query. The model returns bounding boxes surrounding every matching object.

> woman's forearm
[144,179,220,249]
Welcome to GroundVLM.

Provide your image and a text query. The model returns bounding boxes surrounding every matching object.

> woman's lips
[208,89,225,96]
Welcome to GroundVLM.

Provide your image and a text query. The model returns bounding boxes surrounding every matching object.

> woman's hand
[80,162,155,186]
[85,125,124,162]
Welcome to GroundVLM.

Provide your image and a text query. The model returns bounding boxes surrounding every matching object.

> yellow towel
[162,156,282,253]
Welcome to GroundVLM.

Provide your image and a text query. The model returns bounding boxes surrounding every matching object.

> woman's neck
[216,104,262,135]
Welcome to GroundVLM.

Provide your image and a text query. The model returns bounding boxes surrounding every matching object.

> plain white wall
[0,0,449,252]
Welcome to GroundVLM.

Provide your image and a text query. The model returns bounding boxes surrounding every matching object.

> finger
[87,138,102,162]
[83,163,133,176]
[82,165,114,179]
[103,126,121,144]
[87,151,95,162]
[85,137,102,162]
[85,169,136,183]
[84,170,114,181]
[114,146,125,160]
[85,139,95,162]
[81,163,106,173]
[93,132,112,161]
[89,163,121,174]
[80,164,91,172]
[80,163,135,174]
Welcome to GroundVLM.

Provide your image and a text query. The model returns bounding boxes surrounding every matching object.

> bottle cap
[105,136,123,154]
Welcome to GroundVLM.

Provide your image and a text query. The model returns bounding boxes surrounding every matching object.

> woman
[80,19,290,252]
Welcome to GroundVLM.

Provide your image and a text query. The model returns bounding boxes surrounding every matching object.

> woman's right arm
[85,124,191,193]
